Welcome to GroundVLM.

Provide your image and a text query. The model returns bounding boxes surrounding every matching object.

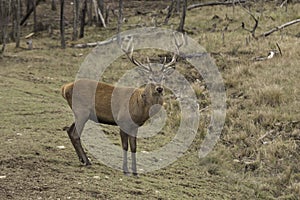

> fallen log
[260,18,300,37]
[73,37,116,48]
[187,0,246,10]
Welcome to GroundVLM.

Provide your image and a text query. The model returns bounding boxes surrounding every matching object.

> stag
[61,36,183,175]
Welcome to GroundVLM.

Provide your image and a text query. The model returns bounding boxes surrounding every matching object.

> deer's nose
[156,86,163,93]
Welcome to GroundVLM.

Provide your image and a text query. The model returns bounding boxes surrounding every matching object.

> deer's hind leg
[66,109,91,165]
[66,122,90,165]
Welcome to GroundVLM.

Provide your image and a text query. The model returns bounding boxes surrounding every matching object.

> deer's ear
[163,66,175,76]
[136,67,148,76]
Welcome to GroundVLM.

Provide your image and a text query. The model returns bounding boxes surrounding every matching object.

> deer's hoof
[123,171,130,176]
[79,158,91,166]
[62,126,70,131]
[85,161,92,166]
[132,172,139,177]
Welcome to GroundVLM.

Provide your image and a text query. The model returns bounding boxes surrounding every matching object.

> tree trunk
[33,0,37,32]
[21,0,42,26]
[12,2,17,41]
[92,0,98,24]
[79,0,87,38]
[26,0,31,14]
[88,0,93,25]
[177,0,187,33]
[51,0,57,11]
[0,0,11,55]
[104,5,109,25]
[73,0,79,41]
[176,0,180,13]
[117,0,123,44]
[60,0,66,48]
[16,0,21,48]
[20,0,23,17]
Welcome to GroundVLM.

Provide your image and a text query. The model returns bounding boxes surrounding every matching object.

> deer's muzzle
[156,86,163,94]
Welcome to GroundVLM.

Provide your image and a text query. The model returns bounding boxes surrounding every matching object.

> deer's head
[121,34,184,97]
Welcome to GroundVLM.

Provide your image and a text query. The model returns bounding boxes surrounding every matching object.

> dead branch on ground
[260,18,300,38]
[187,0,246,10]
[276,43,282,56]
[73,37,117,48]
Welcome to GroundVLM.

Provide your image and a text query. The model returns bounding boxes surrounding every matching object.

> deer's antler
[121,36,152,72]
[162,32,185,70]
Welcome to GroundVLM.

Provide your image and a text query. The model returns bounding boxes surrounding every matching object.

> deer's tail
[62,83,73,98]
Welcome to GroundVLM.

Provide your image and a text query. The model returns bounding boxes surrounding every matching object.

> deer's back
[63,79,139,126]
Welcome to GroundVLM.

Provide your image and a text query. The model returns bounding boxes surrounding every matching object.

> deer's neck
[129,88,163,126]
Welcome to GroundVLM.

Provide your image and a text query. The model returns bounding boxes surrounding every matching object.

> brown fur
[62,79,164,174]
[62,79,163,125]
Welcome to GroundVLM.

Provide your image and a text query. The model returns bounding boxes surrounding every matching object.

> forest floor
[0,0,299,199]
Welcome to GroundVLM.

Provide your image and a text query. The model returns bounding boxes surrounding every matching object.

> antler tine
[121,36,151,71]
[162,57,167,65]
[146,57,153,72]
[160,57,167,72]
[163,54,177,69]
[174,32,185,54]
[163,32,184,69]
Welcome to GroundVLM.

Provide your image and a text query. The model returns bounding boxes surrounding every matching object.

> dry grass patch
[253,85,285,107]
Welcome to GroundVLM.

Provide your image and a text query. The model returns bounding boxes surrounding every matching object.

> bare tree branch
[239,1,259,39]
[20,0,42,26]
[97,0,104,27]
[276,43,282,56]
[97,7,106,28]
[164,0,175,25]
[260,18,300,37]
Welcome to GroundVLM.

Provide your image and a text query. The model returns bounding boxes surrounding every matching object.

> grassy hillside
[0,1,299,199]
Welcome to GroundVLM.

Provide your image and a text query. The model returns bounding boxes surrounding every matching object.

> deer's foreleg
[129,135,137,176]
[120,129,129,174]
